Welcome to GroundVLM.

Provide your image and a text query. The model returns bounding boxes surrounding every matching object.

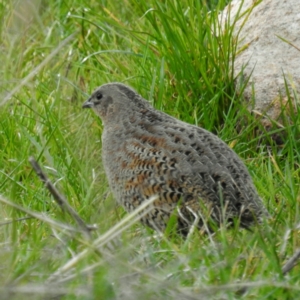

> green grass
[0,0,299,298]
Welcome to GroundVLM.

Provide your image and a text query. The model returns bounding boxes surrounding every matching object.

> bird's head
[82,82,151,123]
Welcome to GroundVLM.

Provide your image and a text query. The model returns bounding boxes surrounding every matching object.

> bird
[82,82,269,236]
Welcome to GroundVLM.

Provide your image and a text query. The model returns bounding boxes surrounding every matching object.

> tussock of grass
[0,0,299,298]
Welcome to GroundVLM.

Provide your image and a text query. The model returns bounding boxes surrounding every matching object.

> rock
[219,0,300,128]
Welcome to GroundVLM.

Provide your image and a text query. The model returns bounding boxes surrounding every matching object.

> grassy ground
[0,0,299,298]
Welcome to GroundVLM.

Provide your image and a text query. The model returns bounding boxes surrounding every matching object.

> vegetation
[0,0,299,298]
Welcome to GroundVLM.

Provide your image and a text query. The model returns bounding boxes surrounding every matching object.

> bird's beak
[82,98,94,109]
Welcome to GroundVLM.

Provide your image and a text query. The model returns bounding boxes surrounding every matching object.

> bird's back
[101,105,268,235]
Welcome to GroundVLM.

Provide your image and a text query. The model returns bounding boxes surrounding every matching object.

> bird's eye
[96,92,102,100]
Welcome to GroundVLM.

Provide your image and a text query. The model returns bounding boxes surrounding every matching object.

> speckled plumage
[82,82,269,235]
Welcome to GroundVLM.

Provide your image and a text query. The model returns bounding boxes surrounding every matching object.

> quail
[82,82,269,236]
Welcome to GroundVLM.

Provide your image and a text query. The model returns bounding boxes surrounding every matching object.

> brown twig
[0,194,78,232]
[29,156,95,240]
[282,248,300,275]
